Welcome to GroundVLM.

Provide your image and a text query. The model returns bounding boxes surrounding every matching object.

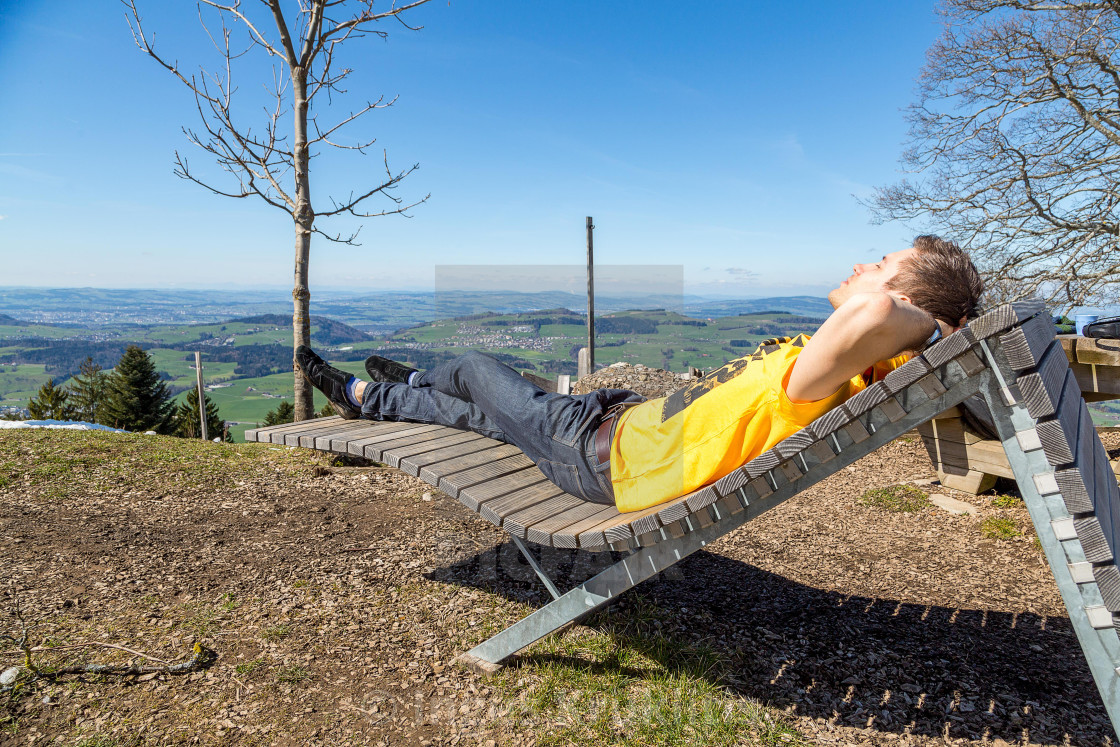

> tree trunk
[292,70,315,421]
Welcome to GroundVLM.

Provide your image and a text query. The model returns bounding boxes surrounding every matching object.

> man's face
[828,247,918,309]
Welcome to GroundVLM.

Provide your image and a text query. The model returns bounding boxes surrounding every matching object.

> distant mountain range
[0,287,831,330]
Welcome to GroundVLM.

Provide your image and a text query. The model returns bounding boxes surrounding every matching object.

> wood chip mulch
[0,426,1116,746]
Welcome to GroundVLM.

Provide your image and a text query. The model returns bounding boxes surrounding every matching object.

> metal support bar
[977,339,1120,737]
[510,535,563,600]
[458,364,989,668]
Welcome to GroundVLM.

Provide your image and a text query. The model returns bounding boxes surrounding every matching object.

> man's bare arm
[785,292,937,403]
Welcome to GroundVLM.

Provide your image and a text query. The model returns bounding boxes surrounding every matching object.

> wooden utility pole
[586,216,595,372]
[195,351,208,441]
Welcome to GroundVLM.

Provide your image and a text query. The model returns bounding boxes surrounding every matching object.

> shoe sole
[297,370,360,420]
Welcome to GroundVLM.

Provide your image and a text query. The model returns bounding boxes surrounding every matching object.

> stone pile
[571,361,692,399]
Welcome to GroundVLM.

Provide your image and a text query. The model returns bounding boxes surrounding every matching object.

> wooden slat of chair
[543,505,621,549]
[438,453,536,499]
[745,448,782,478]
[882,355,932,393]
[809,404,854,438]
[303,419,382,449]
[1016,342,1069,419]
[360,425,459,462]
[1092,564,1120,613]
[244,417,336,444]
[398,438,512,478]
[845,381,890,417]
[1071,399,1112,566]
[349,424,446,459]
[479,481,568,527]
[712,466,750,497]
[269,419,348,445]
[630,494,695,536]
[680,486,722,517]
[334,422,437,452]
[286,420,365,446]
[521,502,614,546]
[503,492,591,539]
[382,431,486,469]
[312,420,408,451]
[1075,516,1114,564]
[1055,413,1101,515]
[419,443,523,486]
[1000,314,1056,371]
[923,327,977,369]
[1088,418,1120,571]
[1036,369,1083,467]
[575,511,639,549]
[969,299,1046,340]
[247,417,345,441]
[457,467,550,513]
[656,491,709,524]
[773,430,817,461]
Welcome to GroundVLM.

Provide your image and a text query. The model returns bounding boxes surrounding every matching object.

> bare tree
[868,0,1120,310]
[124,0,432,419]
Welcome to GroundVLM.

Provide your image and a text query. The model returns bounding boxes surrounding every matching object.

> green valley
[0,307,826,441]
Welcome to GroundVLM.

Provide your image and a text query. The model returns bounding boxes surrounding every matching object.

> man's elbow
[841,292,897,329]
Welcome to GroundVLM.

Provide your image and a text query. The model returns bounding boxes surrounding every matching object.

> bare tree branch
[868,0,1120,310]
[125,0,434,419]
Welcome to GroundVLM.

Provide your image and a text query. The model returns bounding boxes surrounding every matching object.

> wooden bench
[246,301,1120,738]
[919,334,1120,493]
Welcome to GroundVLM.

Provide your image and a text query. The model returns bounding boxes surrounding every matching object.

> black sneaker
[295,345,360,419]
[364,354,418,384]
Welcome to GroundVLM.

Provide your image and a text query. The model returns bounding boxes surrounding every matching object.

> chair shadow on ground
[427,539,1115,746]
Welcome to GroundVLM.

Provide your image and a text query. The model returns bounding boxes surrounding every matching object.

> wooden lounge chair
[245,301,1120,737]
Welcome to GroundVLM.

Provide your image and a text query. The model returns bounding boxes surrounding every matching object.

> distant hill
[228,314,372,345]
[682,296,832,318]
[0,286,832,330]
[0,313,27,326]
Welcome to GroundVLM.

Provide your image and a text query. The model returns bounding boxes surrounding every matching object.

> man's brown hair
[886,235,985,327]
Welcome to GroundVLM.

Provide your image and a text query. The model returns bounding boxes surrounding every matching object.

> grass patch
[276,665,309,683]
[261,624,290,642]
[981,517,1021,540]
[0,429,329,496]
[858,484,931,513]
[234,657,265,676]
[494,596,804,746]
[990,494,1019,509]
[184,605,221,638]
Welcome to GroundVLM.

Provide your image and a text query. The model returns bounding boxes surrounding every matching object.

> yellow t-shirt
[609,335,908,512]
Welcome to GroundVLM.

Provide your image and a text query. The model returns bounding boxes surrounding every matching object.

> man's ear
[885,289,913,305]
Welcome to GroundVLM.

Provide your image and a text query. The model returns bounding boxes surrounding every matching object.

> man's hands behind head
[785,292,938,403]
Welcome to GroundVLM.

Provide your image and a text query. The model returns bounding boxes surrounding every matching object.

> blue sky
[0,1,943,297]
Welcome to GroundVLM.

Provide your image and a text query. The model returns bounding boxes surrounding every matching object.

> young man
[298,235,984,513]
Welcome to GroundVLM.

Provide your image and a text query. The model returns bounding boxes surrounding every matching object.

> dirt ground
[0,428,1117,746]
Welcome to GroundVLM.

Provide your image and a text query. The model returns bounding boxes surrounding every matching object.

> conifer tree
[27,379,75,421]
[103,345,174,433]
[173,385,229,441]
[68,356,110,424]
[263,401,295,427]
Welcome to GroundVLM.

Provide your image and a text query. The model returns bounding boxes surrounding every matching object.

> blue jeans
[359,351,644,504]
